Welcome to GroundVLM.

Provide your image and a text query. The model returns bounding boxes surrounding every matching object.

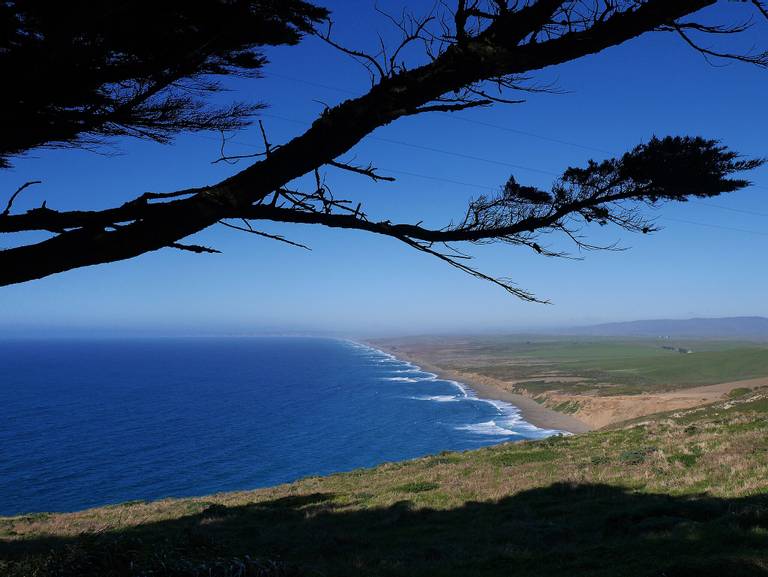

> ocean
[0,337,560,516]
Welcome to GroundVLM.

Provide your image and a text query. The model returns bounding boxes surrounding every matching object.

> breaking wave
[344,339,563,440]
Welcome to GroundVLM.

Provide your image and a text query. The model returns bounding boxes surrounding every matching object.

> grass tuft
[394,481,440,494]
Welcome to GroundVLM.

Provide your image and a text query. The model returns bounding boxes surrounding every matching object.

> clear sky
[0,1,766,336]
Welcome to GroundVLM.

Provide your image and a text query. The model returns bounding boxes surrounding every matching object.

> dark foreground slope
[3,389,768,576]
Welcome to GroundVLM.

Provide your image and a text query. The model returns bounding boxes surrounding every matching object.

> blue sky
[0,1,766,335]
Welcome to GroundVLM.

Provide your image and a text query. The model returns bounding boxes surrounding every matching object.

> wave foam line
[456,420,523,436]
[408,394,460,403]
[344,339,565,438]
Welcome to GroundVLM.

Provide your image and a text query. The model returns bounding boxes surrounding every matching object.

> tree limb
[3,0,757,290]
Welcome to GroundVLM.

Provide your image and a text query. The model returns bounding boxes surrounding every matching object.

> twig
[213,130,267,164]
[219,220,311,250]
[258,120,272,157]
[2,181,42,217]
[212,151,266,165]
[407,99,493,114]
[169,243,221,254]
[317,21,386,80]
[327,160,396,182]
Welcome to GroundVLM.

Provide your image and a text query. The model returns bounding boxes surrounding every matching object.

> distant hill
[565,316,768,340]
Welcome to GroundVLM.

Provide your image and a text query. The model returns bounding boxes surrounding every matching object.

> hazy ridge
[564,316,768,339]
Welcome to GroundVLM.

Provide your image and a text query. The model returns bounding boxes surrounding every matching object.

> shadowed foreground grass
[3,391,768,576]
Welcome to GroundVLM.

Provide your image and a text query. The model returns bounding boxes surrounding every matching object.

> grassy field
[377,336,768,395]
[4,390,768,576]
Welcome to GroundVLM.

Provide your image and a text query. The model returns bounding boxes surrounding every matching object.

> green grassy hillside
[3,390,768,576]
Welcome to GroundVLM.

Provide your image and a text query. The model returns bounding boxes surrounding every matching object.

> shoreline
[364,341,592,435]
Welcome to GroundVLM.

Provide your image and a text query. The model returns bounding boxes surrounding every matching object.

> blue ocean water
[0,337,559,516]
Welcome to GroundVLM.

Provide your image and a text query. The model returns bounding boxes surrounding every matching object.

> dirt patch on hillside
[543,377,768,428]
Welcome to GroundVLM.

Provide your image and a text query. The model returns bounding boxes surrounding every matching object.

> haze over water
[0,337,559,515]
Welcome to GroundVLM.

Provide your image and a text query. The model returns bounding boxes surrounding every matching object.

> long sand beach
[366,341,592,434]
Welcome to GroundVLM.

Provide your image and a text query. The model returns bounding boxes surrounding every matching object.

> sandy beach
[367,342,593,434]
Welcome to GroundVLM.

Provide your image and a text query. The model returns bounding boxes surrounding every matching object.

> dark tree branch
[751,0,768,20]
[397,234,544,302]
[231,136,761,245]
[672,23,768,67]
